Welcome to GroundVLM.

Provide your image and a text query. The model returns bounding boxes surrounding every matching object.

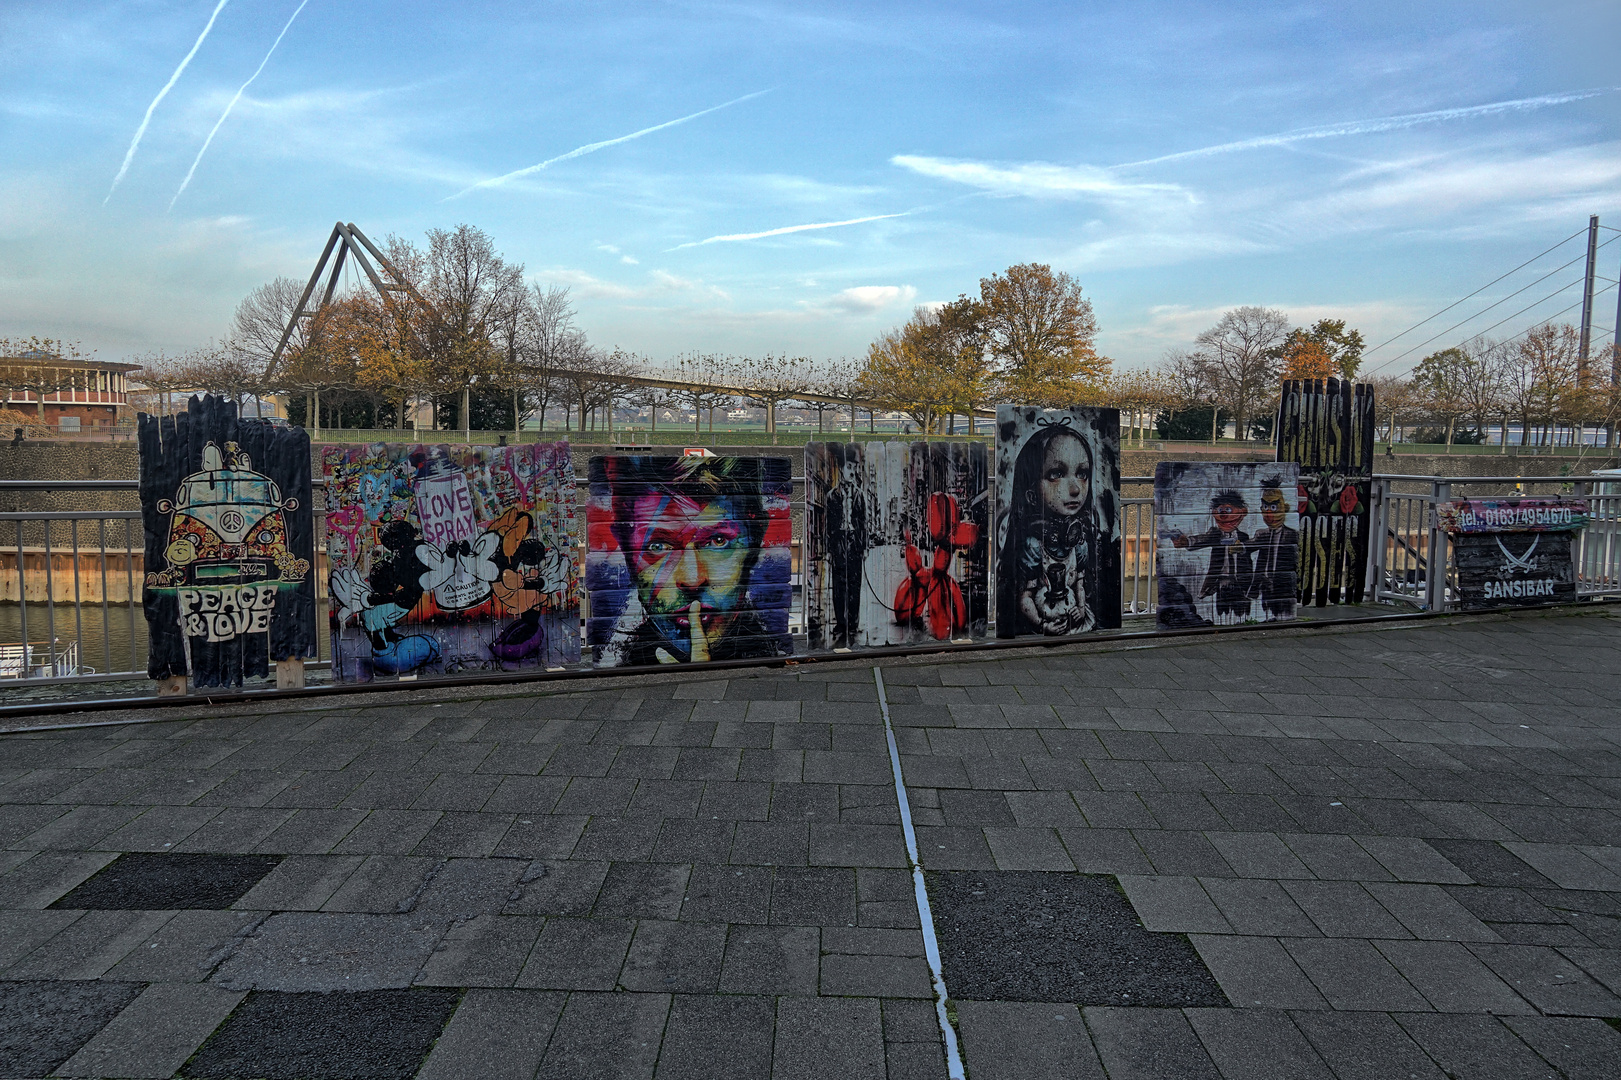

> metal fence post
[1367,477,1388,602]
[1425,480,1451,610]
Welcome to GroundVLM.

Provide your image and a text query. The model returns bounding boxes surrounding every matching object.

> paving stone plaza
[1,605,1618,1078]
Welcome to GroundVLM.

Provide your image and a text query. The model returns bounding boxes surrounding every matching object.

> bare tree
[1193,307,1290,442]
[736,353,814,444]
[667,353,735,441]
[232,277,311,381]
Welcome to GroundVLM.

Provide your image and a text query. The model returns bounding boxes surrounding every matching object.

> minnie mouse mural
[322,441,579,681]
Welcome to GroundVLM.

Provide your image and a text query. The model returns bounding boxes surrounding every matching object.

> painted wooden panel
[994,405,1122,638]
[586,455,792,667]
[804,440,989,651]
[1275,378,1375,605]
[139,394,315,688]
[322,440,579,682]
[1154,462,1301,629]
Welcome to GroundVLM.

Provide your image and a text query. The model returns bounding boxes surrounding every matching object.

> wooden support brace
[277,658,306,691]
[156,675,186,697]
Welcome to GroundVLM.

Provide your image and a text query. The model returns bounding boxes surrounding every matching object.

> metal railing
[3,471,1619,694]
[1368,474,1621,609]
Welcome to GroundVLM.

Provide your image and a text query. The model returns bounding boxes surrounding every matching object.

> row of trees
[135,227,1620,449]
[1399,323,1620,449]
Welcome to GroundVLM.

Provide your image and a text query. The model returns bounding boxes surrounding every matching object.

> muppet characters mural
[322,441,579,681]
[804,441,990,650]
[1154,462,1302,629]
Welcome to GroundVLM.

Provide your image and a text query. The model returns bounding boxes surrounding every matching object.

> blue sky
[3,0,1618,376]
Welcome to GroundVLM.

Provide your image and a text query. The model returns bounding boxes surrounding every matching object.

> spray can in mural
[138,395,316,688]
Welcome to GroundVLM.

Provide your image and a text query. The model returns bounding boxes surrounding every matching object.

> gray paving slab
[416,989,565,1080]
[0,843,117,901]
[1189,935,1329,1010]
[5,908,176,979]
[1373,939,1535,1014]
[0,908,82,969]
[1290,1011,1447,1080]
[1468,942,1621,1016]
[1184,1008,1335,1080]
[654,994,776,1080]
[212,911,445,991]
[1283,938,1433,1011]
[1365,881,1503,942]
[1502,1016,1621,1080]
[772,996,886,1080]
[105,908,264,982]
[1082,1006,1221,1080]
[515,917,635,990]
[54,982,243,1079]
[1117,874,1230,933]
[956,1000,1104,1079]
[1394,1014,1564,1080]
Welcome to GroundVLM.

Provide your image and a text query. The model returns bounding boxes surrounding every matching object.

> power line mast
[267,221,434,371]
[1578,214,1599,385]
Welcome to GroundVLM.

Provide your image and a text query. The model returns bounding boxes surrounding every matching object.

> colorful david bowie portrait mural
[995,405,1122,638]
[1440,496,1588,609]
[322,441,579,681]
[139,395,315,688]
[1275,378,1375,605]
[804,441,990,650]
[1154,462,1302,629]
[586,455,792,667]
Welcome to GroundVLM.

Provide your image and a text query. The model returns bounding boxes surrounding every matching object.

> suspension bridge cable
[1363,232,1621,377]
[1447,279,1588,346]
[1358,227,1587,362]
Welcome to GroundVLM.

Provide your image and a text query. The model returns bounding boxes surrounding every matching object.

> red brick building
[0,349,141,432]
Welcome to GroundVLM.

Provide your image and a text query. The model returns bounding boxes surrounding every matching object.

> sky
[2,0,1619,377]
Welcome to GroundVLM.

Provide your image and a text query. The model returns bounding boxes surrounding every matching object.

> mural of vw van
[154,441,307,587]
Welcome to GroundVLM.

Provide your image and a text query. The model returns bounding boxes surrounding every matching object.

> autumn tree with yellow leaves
[859,263,1109,428]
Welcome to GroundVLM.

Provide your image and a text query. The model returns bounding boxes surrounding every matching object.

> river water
[0,600,332,677]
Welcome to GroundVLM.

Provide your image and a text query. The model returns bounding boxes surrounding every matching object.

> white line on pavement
[874,665,966,1080]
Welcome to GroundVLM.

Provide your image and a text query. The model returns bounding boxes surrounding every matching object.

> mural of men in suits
[825,444,867,647]
[1170,489,1254,620]
[1248,478,1298,618]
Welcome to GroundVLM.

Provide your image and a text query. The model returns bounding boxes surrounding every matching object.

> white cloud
[817,285,918,314]
[892,155,1193,206]
[1278,142,1621,229]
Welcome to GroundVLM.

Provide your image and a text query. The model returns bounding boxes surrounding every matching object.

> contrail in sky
[170,0,311,211]
[1117,88,1617,168]
[105,0,232,204]
[447,89,770,200]
[668,213,908,250]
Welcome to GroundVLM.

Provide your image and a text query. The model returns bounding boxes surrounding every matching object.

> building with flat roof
[0,349,141,433]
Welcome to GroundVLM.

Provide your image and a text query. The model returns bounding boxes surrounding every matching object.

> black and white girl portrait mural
[994,405,1121,638]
